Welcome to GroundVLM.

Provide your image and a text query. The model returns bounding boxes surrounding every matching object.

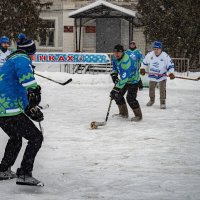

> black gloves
[25,106,44,122]
[111,72,119,84]
[26,85,43,122]
[110,87,121,101]
[27,85,41,108]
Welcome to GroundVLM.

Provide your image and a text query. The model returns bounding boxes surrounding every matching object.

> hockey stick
[35,72,72,85]
[38,122,43,134]
[174,75,200,81]
[146,72,200,81]
[90,98,113,129]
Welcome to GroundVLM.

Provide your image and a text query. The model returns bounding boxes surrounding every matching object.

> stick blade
[90,121,106,129]
[60,78,72,85]
[175,76,200,81]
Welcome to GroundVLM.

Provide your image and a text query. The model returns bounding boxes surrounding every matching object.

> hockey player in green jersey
[110,44,142,121]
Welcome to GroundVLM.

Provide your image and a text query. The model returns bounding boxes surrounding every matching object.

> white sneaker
[16,175,44,186]
[0,168,16,180]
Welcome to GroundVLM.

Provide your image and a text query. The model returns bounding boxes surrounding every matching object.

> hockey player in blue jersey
[0,36,11,67]
[0,38,44,186]
[126,41,144,90]
[110,44,142,121]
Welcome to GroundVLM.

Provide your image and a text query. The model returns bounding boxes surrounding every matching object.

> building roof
[68,0,136,19]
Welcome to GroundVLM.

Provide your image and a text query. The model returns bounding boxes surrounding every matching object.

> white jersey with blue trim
[141,51,174,82]
[0,49,11,67]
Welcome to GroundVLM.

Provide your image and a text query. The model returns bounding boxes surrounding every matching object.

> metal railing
[63,63,112,74]
[172,58,190,76]
[63,57,190,76]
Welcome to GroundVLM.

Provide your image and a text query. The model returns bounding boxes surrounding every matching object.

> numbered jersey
[112,52,140,89]
[141,51,174,82]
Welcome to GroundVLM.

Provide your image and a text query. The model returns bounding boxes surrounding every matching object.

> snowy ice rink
[0,72,200,200]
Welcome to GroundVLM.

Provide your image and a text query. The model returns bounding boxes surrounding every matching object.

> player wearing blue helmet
[17,33,27,43]
[0,36,11,67]
[140,41,175,109]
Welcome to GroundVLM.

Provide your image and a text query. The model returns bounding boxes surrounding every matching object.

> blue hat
[153,41,162,49]
[18,33,26,40]
[0,36,10,44]
[17,39,36,55]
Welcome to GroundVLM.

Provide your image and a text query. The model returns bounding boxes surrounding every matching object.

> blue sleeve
[136,50,143,64]
[139,51,144,62]
[14,56,38,90]
[112,59,118,74]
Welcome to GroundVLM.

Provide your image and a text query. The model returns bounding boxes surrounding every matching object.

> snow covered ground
[0,71,200,200]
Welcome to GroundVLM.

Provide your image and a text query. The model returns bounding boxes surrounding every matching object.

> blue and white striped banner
[32,52,111,64]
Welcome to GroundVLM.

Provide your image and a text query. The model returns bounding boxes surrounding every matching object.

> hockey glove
[27,85,41,108]
[110,72,119,84]
[140,68,146,76]
[110,87,121,101]
[25,106,44,122]
[169,73,175,80]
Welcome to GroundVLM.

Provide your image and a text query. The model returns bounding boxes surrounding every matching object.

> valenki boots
[131,106,142,122]
[114,104,129,118]
[160,99,166,109]
[146,98,155,106]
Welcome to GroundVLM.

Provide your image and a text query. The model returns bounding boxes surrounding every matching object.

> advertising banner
[32,52,111,64]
